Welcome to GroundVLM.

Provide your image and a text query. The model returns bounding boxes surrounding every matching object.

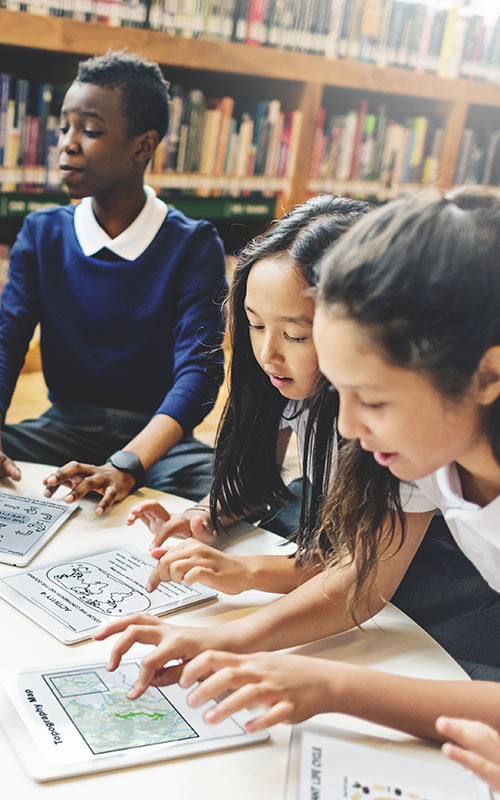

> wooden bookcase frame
[1,7,500,215]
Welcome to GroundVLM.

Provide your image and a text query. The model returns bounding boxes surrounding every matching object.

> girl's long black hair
[210,194,370,557]
[315,188,500,615]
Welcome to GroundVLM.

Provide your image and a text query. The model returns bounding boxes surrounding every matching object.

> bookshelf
[1,7,500,235]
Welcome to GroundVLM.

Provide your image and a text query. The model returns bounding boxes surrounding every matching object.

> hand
[147,540,251,594]
[127,499,216,547]
[43,461,135,514]
[93,612,231,699]
[0,448,21,481]
[437,716,500,790]
[180,651,338,731]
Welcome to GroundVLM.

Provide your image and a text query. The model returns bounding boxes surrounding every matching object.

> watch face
[111,451,141,471]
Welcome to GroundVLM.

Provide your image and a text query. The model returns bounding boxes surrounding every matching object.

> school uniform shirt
[280,400,337,484]
[400,466,500,594]
[0,186,227,432]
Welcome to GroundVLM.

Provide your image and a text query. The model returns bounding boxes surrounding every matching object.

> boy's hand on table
[0,447,22,481]
[437,716,500,791]
[43,461,135,514]
[94,612,233,699]
[147,540,251,594]
[127,499,216,547]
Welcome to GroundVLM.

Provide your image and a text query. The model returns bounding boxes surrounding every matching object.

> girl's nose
[260,333,282,364]
[337,397,364,440]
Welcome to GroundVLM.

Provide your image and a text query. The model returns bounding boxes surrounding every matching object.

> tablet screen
[0,659,268,780]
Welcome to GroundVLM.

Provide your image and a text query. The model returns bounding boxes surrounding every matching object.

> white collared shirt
[73,185,168,261]
[402,465,500,593]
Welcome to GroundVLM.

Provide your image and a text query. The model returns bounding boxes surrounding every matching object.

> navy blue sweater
[0,204,227,432]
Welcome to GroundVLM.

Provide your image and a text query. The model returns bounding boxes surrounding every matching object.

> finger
[106,625,165,673]
[201,683,273,726]
[147,562,165,593]
[62,474,107,503]
[150,662,185,687]
[245,700,294,732]
[3,458,21,481]
[436,717,500,759]
[95,485,119,516]
[93,612,162,640]
[129,646,187,699]
[181,650,242,691]
[43,462,86,486]
[183,566,218,589]
[151,518,192,548]
[190,514,216,543]
[128,501,171,525]
[441,743,500,790]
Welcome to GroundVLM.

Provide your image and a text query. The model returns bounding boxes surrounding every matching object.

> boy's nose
[59,129,81,153]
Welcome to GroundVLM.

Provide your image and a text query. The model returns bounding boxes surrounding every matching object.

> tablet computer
[0,544,217,643]
[285,722,492,800]
[0,658,269,781]
[0,491,78,567]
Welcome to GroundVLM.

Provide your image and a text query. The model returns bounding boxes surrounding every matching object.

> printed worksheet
[289,727,491,800]
[0,659,268,780]
[0,491,78,566]
[0,545,217,642]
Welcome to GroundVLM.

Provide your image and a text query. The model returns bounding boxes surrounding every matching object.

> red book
[246,0,267,46]
[349,99,368,180]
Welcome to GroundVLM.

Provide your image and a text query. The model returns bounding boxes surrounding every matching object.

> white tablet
[0,490,78,566]
[285,722,492,800]
[0,545,217,643]
[0,658,269,781]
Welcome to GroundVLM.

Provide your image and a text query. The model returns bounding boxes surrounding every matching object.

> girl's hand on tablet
[147,541,251,594]
[127,500,216,548]
[93,613,232,700]
[437,717,500,791]
[180,651,341,731]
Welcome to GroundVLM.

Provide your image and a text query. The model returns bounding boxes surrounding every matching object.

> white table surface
[0,463,478,799]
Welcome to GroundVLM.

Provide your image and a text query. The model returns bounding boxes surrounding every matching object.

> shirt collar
[73,185,168,261]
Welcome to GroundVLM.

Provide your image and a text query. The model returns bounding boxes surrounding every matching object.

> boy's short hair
[76,50,169,140]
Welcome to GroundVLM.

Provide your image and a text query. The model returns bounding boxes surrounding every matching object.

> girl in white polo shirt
[97,190,500,793]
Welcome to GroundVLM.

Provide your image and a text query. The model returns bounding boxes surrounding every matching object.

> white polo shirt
[73,185,167,260]
[402,465,500,594]
[280,400,337,484]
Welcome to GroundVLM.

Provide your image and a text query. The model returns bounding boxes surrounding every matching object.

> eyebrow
[245,305,313,326]
[60,109,105,122]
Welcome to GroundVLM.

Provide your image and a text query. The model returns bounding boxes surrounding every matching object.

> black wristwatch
[107,450,146,489]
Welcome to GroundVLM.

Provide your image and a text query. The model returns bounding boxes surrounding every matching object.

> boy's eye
[59,125,69,135]
[84,129,102,138]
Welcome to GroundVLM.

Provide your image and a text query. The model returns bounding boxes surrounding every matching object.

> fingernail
[95,507,103,515]
[204,709,216,723]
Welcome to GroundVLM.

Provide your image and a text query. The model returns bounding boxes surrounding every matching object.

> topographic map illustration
[46,663,197,754]
[47,562,151,615]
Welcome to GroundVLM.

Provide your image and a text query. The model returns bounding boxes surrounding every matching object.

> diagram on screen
[44,664,198,754]
[47,562,152,615]
[0,492,68,556]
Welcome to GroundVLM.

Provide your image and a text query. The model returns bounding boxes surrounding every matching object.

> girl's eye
[248,323,264,331]
[360,401,385,410]
[285,333,308,343]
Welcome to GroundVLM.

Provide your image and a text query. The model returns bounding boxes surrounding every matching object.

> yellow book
[438,5,459,78]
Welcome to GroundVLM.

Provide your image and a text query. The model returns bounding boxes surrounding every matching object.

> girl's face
[313,308,483,481]
[245,256,319,401]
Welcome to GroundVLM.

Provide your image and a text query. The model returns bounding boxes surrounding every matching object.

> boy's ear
[134,129,159,163]
[475,346,500,406]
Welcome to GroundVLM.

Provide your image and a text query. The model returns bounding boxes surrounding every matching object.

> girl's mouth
[269,374,293,389]
[373,451,399,467]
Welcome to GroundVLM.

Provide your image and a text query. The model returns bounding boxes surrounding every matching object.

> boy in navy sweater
[0,52,226,513]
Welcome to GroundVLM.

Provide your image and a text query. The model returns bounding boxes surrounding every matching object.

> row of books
[0,75,64,190]
[150,88,303,187]
[2,0,500,85]
[310,101,444,186]
[454,127,500,187]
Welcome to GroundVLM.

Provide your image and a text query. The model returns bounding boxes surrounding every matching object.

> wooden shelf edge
[1,9,500,106]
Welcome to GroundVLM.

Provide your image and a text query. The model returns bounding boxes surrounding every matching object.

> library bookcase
[1,6,500,230]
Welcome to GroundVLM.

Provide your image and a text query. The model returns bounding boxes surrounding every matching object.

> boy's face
[58,82,143,199]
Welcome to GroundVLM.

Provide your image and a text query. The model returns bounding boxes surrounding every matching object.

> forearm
[216,565,371,653]
[245,554,321,594]
[124,413,183,470]
[329,665,500,742]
